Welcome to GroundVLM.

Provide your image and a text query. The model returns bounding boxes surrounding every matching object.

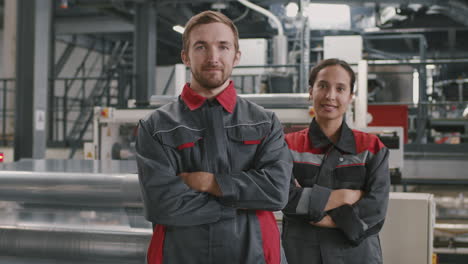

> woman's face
[310,65,353,123]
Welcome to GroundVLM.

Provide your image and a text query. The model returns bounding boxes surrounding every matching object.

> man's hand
[179,172,222,197]
[325,189,363,211]
[310,215,336,228]
[294,179,301,187]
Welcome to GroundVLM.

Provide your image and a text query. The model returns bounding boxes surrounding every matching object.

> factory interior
[0,0,468,263]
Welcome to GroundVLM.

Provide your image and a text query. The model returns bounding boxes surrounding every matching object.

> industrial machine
[380,192,435,264]
[0,159,433,264]
[0,159,150,264]
[88,92,405,183]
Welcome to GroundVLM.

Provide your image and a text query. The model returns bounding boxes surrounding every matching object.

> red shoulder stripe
[352,130,386,155]
[286,128,322,154]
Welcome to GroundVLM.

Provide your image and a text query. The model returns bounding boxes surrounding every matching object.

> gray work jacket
[282,119,390,264]
[136,83,292,264]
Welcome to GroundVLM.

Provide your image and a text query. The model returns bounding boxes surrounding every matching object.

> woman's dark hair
[308,58,356,93]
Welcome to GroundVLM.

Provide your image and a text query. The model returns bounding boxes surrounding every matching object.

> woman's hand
[325,189,363,211]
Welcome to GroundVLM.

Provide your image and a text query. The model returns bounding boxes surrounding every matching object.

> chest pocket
[225,122,270,170]
[157,127,205,173]
[334,165,366,189]
[293,163,320,187]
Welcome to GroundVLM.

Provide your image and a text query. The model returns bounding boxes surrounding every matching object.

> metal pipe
[368,58,468,65]
[440,0,468,27]
[237,0,288,68]
[434,247,468,255]
[0,171,142,207]
[237,0,283,36]
[434,78,468,87]
[0,179,150,263]
[0,224,150,262]
[239,93,310,108]
[364,34,430,40]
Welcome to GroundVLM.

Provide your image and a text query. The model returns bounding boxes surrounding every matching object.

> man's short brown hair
[182,10,239,53]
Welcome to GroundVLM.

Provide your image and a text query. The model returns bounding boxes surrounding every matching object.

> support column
[299,0,310,93]
[134,1,157,107]
[415,36,427,144]
[2,0,16,137]
[14,0,52,161]
[355,60,368,129]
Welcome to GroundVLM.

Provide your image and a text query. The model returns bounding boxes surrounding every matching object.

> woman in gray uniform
[282,58,390,264]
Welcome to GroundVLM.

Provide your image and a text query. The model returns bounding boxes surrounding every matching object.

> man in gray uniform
[136,11,292,264]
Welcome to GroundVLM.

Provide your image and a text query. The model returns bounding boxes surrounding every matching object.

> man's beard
[191,68,229,90]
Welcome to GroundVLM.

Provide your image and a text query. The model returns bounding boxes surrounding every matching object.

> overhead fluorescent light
[285,2,299,18]
[173,25,185,34]
[413,69,419,105]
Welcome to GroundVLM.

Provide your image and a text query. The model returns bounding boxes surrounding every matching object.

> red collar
[180,81,237,113]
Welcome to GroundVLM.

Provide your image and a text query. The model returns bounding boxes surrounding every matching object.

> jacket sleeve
[282,177,331,222]
[136,119,235,226]
[328,147,390,245]
[215,114,293,211]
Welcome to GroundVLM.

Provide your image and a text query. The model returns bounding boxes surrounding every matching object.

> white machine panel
[363,126,404,172]
[380,192,435,264]
[324,35,363,64]
[155,64,187,95]
[232,38,268,76]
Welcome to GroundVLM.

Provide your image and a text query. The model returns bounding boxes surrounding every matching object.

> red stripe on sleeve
[147,225,166,264]
[243,139,261,145]
[177,142,195,150]
[256,211,280,264]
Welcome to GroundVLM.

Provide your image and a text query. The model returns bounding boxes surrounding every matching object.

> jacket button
[339,157,344,162]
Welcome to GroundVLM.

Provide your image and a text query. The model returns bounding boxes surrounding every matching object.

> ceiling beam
[55,16,134,34]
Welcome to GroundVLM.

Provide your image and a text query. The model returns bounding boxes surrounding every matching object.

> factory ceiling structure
[51,0,468,66]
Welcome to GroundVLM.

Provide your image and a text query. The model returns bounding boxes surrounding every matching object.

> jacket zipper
[315,145,333,185]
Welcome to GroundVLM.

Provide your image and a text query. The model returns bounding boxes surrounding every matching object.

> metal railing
[232,64,301,93]
[158,64,301,96]
[50,73,133,144]
[51,77,114,143]
[50,40,133,158]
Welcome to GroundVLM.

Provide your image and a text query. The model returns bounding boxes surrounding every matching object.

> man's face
[181,22,241,90]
